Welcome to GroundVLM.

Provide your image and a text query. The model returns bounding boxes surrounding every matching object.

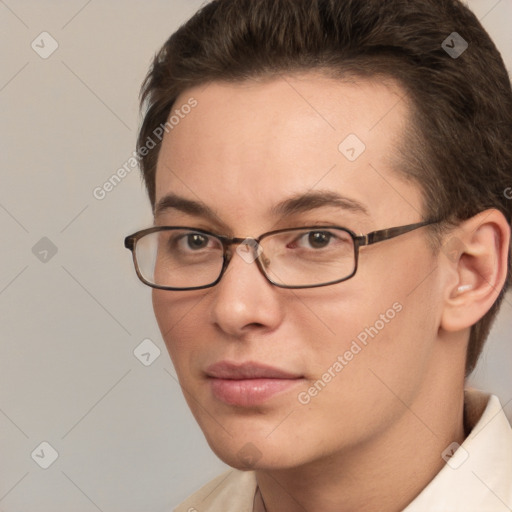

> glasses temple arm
[359,220,440,246]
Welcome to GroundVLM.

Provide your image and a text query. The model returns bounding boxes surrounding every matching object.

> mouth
[205,361,304,407]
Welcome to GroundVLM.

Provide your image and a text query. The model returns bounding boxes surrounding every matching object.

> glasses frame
[124,219,440,291]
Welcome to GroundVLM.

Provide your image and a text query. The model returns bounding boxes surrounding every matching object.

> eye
[184,233,210,250]
[295,230,336,249]
[282,228,353,253]
[306,231,332,249]
[170,231,221,253]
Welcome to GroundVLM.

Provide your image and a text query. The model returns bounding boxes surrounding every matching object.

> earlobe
[440,209,510,333]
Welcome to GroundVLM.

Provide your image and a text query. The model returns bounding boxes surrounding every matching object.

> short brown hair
[137,0,512,375]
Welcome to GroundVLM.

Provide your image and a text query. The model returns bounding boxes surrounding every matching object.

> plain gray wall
[1,1,510,510]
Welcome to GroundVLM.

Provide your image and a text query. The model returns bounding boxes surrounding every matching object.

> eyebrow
[154,194,222,223]
[154,190,370,224]
[271,190,370,218]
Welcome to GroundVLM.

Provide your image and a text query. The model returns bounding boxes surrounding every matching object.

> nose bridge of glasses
[226,236,263,265]
[227,236,258,245]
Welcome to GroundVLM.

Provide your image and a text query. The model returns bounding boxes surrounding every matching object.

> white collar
[402,390,512,511]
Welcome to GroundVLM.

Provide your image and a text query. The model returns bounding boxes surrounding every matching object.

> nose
[210,243,285,338]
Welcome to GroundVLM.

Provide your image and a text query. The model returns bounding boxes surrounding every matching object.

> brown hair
[137,0,512,374]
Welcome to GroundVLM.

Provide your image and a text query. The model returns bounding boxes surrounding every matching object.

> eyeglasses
[124,220,440,290]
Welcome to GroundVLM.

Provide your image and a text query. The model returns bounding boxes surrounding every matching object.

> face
[152,73,444,470]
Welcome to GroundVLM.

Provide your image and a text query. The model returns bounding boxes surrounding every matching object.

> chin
[202,430,308,471]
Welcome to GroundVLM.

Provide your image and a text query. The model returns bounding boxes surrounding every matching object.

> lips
[206,361,301,379]
[205,361,304,406]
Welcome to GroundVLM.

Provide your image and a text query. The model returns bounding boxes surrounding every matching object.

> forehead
[154,73,423,228]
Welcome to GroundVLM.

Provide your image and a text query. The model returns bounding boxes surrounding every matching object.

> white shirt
[174,390,512,512]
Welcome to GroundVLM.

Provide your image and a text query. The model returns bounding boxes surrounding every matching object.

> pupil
[188,234,207,248]
[309,232,330,248]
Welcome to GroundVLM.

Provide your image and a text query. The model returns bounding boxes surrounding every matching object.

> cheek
[152,289,174,340]
[292,283,401,360]
[294,254,439,393]
[290,298,434,444]
[152,289,207,366]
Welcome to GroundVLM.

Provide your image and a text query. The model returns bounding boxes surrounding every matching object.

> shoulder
[174,469,257,512]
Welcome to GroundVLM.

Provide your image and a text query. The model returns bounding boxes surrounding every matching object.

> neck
[256,368,466,512]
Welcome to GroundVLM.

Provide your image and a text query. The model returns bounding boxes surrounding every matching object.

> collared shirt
[174,390,512,512]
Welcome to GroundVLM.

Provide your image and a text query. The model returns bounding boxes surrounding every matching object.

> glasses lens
[261,228,356,287]
[134,229,224,289]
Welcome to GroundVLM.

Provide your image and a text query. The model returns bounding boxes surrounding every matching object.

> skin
[150,73,510,512]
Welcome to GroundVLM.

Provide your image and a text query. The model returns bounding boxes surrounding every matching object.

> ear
[440,209,510,332]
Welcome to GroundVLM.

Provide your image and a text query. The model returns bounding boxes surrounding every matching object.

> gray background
[0,1,510,510]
